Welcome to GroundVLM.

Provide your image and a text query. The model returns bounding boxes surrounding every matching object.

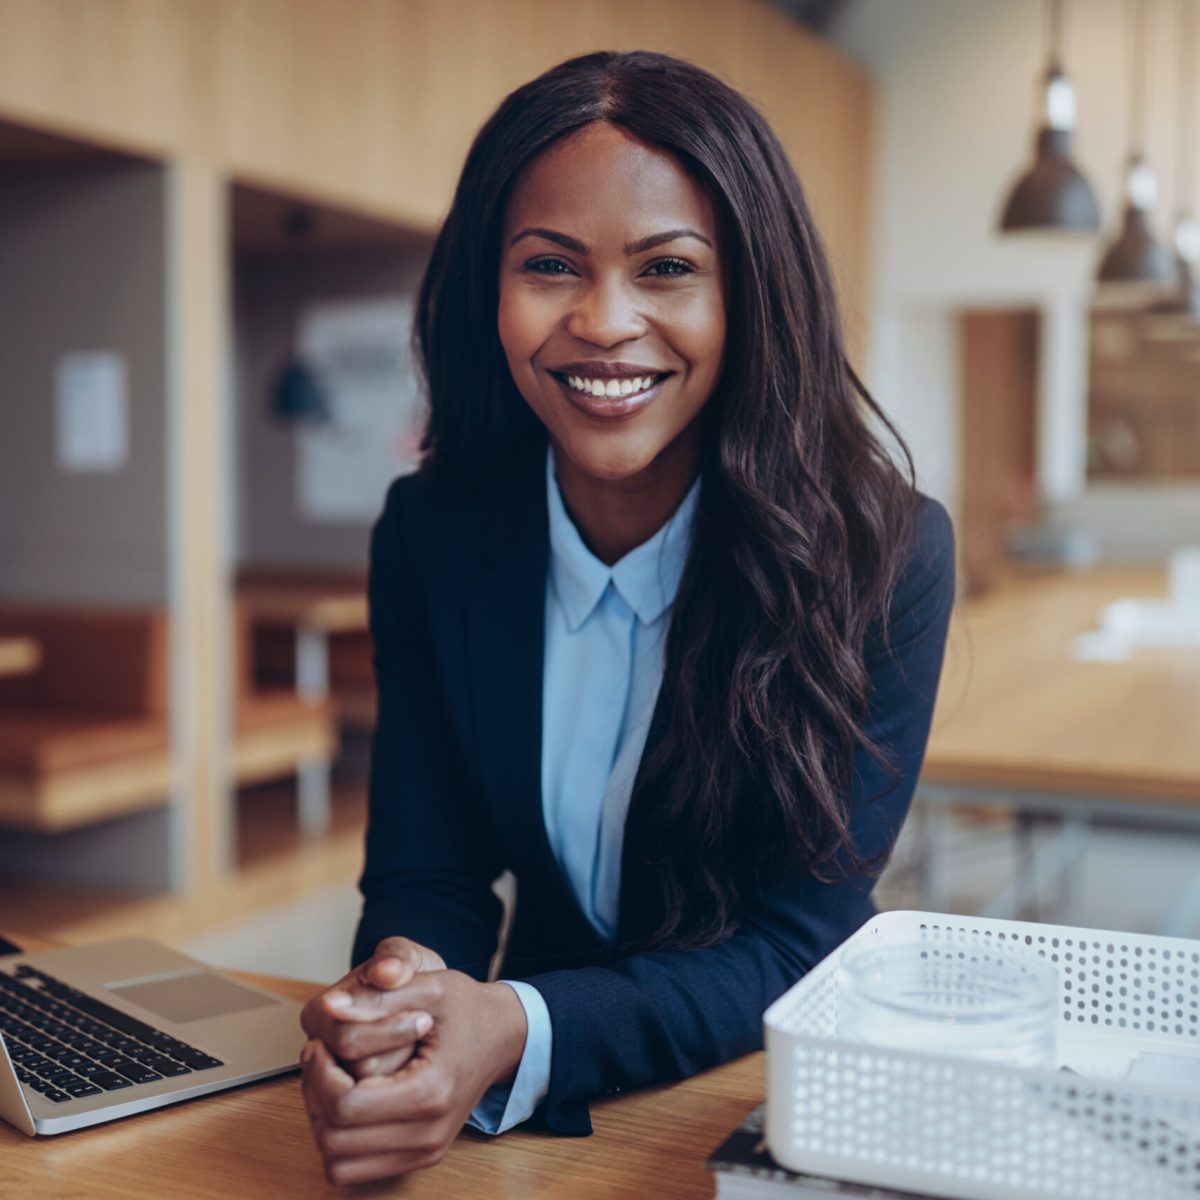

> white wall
[0,161,168,603]
[830,0,1198,545]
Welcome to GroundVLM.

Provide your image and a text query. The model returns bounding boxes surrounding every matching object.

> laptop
[0,937,306,1136]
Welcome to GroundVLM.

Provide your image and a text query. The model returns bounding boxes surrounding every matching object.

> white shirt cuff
[465,980,552,1135]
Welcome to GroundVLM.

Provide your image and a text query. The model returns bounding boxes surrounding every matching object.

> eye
[524,256,575,276]
[643,257,695,277]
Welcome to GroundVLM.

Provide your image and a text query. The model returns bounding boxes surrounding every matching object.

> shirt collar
[546,446,700,632]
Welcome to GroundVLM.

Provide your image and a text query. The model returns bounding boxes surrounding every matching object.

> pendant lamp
[270,208,332,424]
[1152,0,1200,317]
[1096,0,1178,292]
[999,0,1100,233]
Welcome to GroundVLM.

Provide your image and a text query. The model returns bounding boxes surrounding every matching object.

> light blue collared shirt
[467,448,699,1134]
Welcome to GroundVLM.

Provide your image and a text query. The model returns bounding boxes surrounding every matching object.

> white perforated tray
[764,911,1200,1200]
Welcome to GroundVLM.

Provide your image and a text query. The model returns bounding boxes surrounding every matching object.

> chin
[559,434,660,483]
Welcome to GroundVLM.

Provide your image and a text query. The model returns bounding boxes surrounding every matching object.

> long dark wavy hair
[416,50,920,949]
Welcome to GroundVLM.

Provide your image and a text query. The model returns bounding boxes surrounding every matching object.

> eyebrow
[508,227,713,254]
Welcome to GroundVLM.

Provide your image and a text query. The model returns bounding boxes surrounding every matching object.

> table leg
[981,813,1089,923]
[297,760,331,839]
[916,789,949,914]
[295,625,331,837]
[295,626,330,700]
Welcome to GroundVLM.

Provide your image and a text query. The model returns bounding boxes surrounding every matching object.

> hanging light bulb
[999,0,1100,233]
[1096,0,1178,297]
[270,207,332,424]
[1151,0,1200,318]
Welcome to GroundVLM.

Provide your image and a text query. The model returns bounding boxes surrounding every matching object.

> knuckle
[416,1145,448,1171]
[416,1129,447,1157]
[329,1027,359,1058]
[330,1092,358,1126]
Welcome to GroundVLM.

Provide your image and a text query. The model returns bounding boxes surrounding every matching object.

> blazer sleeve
[352,477,505,979]
[522,497,956,1136]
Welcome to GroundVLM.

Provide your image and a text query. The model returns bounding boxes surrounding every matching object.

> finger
[345,1042,418,1080]
[303,1038,355,1126]
[363,954,412,991]
[324,1149,441,1187]
[322,968,426,1020]
[327,972,448,1024]
[316,1115,445,1159]
[330,1055,447,1126]
[312,1008,434,1061]
[374,936,447,974]
[300,1044,326,1132]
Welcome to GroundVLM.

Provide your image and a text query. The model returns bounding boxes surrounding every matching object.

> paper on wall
[294,297,424,522]
[54,351,129,473]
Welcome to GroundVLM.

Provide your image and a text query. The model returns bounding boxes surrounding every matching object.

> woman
[299,49,954,1185]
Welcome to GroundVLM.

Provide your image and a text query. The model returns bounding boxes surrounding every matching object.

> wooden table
[237,580,368,837]
[0,966,762,1199]
[237,577,369,705]
[920,566,1200,931]
[0,636,40,678]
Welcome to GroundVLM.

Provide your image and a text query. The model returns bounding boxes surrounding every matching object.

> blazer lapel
[615,686,672,945]
[458,476,586,921]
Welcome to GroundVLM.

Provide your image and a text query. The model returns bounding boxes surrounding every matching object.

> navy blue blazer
[353,463,955,1136]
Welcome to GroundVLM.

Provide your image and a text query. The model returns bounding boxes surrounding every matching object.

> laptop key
[43,1089,71,1103]
[109,1060,163,1084]
[177,1053,224,1070]
[87,1071,134,1091]
[142,1057,192,1077]
[64,1081,103,1098]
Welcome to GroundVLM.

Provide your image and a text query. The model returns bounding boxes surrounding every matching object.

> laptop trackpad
[109,971,278,1023]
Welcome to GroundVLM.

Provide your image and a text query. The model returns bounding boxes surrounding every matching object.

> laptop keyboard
[0,965,224,1105]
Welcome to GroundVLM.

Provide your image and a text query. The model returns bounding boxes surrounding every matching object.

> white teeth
[562,373,660,399]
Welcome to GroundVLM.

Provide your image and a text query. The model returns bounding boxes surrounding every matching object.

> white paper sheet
[54,351,129,473]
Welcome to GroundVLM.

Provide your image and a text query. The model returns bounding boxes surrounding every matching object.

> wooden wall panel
[0,0,873,323]
[959,309,1040,598]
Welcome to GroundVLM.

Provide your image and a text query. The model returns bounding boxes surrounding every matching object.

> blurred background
[0,0,1196,983]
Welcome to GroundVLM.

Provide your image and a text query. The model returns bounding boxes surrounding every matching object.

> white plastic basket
[764,911,1200,1200]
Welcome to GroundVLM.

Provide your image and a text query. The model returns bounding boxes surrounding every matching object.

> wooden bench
[0,604,336,837]
[0,606,172,831]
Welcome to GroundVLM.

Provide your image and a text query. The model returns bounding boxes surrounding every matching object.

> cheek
[495,283,525,366]
[497,282,556,373]
[671,292,726,382]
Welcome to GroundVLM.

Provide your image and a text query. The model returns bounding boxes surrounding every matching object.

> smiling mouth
[549,370,672,400]
[547,369,674,420]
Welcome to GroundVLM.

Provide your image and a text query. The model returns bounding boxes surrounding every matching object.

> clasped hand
[299,937,527,1186]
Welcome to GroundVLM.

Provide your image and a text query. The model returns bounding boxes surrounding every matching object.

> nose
[564,275,647,347]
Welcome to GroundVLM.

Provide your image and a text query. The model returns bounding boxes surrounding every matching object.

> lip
[549,369,670,421]
[551,361,673,380]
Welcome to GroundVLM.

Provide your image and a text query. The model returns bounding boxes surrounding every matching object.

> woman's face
[498,121,726,486]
